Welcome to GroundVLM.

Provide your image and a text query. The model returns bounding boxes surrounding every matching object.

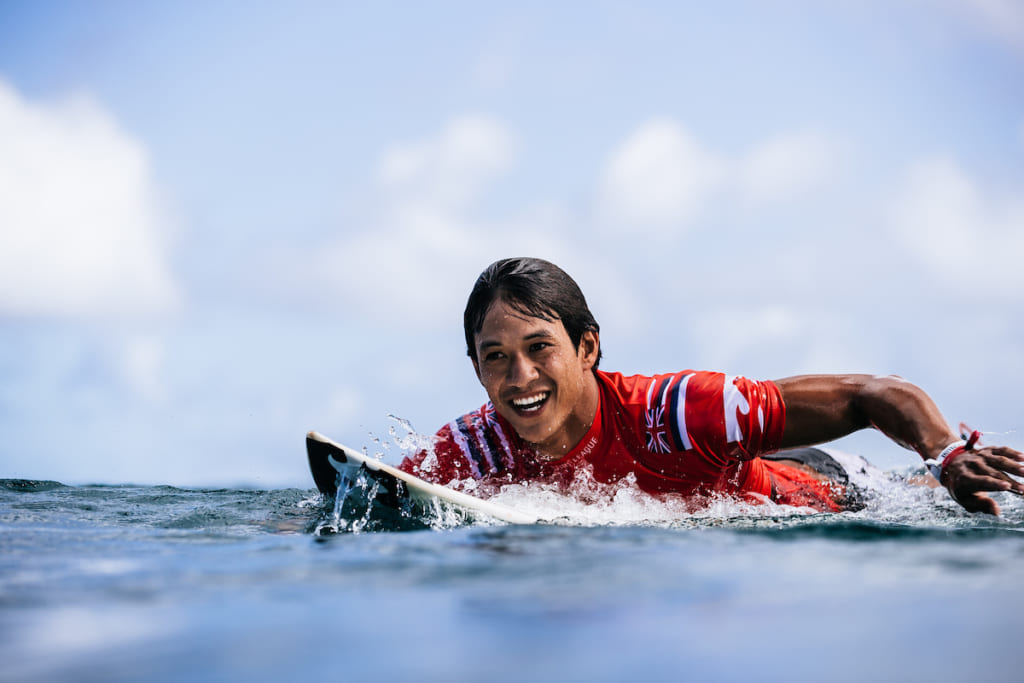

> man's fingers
[944,448,1024,514]
[985,446,1024,462]
[978,454,1024,481]
[957,491,1000,515]
[983,454,1024,477]
[959,471,1014,493]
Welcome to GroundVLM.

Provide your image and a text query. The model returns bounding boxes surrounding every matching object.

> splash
[310,424,1023,534]
[310,419,477,534]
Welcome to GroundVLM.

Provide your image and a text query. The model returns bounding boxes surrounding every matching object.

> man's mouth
[510,391,550,414]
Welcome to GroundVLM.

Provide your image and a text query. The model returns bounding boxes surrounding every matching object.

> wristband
[923,439,966,480]
[923,427,982,481]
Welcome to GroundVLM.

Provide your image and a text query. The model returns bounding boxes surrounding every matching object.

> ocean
[2,470,1023,683]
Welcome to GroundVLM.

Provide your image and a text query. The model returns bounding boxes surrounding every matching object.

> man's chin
[507,417,549,445]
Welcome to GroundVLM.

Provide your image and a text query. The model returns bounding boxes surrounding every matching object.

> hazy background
[2,0,1021,488]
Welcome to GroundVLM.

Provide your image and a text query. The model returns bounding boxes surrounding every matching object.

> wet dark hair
[464,257,602,368]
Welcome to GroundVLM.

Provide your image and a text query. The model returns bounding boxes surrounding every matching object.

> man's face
[472,299,599,457]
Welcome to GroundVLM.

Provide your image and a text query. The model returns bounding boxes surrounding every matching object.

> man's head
[463,258,602,368]
[465,258,602,455]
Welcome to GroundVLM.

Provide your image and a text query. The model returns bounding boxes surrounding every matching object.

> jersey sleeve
[613,370,786,474]
[688,372,786,464]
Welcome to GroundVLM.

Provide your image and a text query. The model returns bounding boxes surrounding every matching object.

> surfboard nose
[306,433,345,495]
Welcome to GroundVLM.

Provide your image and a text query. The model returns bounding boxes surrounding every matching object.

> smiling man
[400,257,1024,514]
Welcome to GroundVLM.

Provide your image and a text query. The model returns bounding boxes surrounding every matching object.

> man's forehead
[477,301,565,340]
[483,299,558,325]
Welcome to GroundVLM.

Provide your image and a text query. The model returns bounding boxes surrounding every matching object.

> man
[400,257,1024,515]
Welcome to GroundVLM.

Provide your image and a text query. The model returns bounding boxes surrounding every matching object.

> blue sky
[1,1,1022,487]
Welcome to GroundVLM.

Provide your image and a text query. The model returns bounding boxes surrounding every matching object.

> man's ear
[472,358,483,384]
[579,330,600,370]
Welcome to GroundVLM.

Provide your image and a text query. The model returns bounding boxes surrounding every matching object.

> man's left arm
[774,374,1024,515]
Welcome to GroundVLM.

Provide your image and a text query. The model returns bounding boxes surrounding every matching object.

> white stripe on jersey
[659,379,672,413]
[644,377,657,411]
[469,414,497,472]
[722,375,750,444]
[673,373,693,451]
[491,417,515,470]
[447,420,482,478]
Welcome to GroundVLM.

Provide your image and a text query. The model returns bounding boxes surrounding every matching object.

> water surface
[2,477,1022,682]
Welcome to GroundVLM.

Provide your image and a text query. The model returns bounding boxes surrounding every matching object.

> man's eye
[484,351,505,362]
[529,342,550,353]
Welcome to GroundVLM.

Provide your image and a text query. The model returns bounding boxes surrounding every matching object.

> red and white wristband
[923,426,982,481]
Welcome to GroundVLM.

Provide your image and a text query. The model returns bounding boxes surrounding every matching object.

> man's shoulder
[436,401,503,438]
[595,368,701,398]
[432,402,525,477]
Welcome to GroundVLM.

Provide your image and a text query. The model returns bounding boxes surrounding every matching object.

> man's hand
[941,446,1024,515]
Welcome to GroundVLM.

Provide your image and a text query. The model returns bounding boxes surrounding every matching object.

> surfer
[400,257,1024,515]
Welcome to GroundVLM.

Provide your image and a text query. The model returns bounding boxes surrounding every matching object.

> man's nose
[507,354,539,387]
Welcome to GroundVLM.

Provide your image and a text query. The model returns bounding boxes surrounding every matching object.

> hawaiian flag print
[645,403,670,453]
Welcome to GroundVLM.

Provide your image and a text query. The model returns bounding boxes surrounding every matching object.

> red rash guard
[400,370,843,511]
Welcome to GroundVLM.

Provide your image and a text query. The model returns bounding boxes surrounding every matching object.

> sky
[1,0,1022,488]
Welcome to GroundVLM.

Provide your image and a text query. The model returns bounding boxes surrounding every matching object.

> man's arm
[774,374,1024,515]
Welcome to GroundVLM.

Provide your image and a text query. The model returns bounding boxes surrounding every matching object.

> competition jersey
[399,369,816,505]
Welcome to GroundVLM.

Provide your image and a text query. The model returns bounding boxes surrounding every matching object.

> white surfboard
[306,431,539,525]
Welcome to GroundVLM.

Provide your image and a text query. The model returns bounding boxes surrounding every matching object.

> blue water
[2,476,1023,683]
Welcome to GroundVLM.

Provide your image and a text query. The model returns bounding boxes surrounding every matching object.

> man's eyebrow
[478,330,556,349]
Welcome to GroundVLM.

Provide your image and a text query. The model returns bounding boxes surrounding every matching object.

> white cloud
[597,119,726,236]
[736,130,840,203]
[317,115,615,325]
[596,119,841,237]
[375,114,516,210]
[889,157,1024,294]
[689,304,885,377]
[317,115,849,333]
[0,80,179,319]
[319,199,596,326]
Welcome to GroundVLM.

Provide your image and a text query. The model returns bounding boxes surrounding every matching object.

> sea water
[2,471,1023,683]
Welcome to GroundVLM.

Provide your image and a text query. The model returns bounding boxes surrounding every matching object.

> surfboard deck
[306,431,539,525]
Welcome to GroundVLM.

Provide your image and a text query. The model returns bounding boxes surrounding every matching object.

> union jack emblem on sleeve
[645,404,671,453]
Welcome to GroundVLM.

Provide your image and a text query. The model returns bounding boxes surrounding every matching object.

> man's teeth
[512,392,549,411]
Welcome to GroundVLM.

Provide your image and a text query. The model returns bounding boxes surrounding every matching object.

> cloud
[375,114,517,210]
[596,119,841,237]
[889,156,1024,294]
[317,115,582,324]
[0,80,179,319]
[313,115,849,334]
[736,130,841,203]
[596,120,726,237]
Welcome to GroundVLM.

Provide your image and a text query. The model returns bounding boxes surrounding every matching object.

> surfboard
[306,431,539,525]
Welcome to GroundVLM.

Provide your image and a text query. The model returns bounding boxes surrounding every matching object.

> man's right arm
[775,373,1024,514]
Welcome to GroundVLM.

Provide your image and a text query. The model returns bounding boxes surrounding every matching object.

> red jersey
[399,369,842,511]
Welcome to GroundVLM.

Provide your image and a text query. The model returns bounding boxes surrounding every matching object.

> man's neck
[532,370,601,460]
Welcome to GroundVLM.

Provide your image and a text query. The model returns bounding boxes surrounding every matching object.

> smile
[510,391,550,413]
